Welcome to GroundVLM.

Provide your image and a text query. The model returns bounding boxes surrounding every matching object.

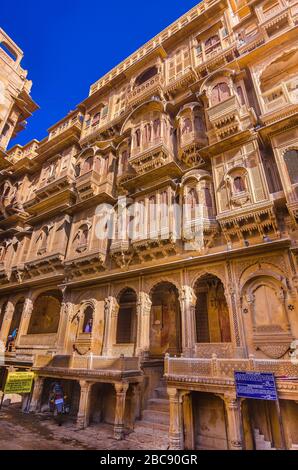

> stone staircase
[136,378,170,433]
[254,429,276,450]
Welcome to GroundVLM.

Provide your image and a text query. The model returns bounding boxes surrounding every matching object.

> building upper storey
[0,28,39,152]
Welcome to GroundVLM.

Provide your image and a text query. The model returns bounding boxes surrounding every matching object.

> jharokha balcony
[129,135,176,177]
[75,169,114,203]
[38,111,83,157]
[33,354,141,381]
[127,73,165,107]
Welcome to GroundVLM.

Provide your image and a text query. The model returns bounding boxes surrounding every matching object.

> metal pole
[275,398,286,450]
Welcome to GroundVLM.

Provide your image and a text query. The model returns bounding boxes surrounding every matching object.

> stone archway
[28,290,62,335]
[194,274,231,344]
[149,282,182,356]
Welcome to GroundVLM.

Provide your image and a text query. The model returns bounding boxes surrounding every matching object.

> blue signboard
[234,371,278,401]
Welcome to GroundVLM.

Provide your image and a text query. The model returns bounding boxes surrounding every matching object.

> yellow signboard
[4,372,35,394]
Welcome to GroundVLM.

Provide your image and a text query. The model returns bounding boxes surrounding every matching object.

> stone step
[154,387,168,399]
[142,409,170,426]
[135,421,169,433]
[147,398,169,412]
[254,429,274,450]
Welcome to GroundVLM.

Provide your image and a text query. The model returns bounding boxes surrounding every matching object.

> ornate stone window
[82,305,93,334]
[284,149,298,185]
[233,176,246,193]
[116,289,137,344]
[205,34,221,56]
[74,223,91,253]
[194,274,231,344]
[211,82,231,106]
[135,66,158,87]
[36,223,53,256]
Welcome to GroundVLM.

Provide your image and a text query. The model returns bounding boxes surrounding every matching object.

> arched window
[237,86,245,105]
[116,289,137,344]
[153,119,161,138]
[205,35,220,55]
[28,291,62,335]
[82,156,93,174]
[284,150,298,184]
[82,306,93,333]
[135,66,158,87]
[0,300,8,332]
[182,117,193,135]
[37,226,51,255]
[144,123,152,143]
[195,275,231,343]
[211,82,231,106]
[120,149,128,175]
[75,224,90,252]
[194,113,204,132]
[234,176,246,193]
[135,128,141,147]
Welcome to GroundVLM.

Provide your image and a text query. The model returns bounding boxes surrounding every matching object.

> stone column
[182,391,195,450]
[223,395,243,450]
[102,297,119,356]
[168,387,184,450]
[29,376,45,412]
[0,300,14,343]
[130,382,141,424]
[76,380,93,429]
[114,381,129,440]
[136,292,152,357]
[15,297,33,347]
[179,286,197,357]
[56,288,74,354]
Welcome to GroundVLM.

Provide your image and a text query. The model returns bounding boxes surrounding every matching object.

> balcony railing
[48,113,83,141]
[18,333,57,348]
[34,353,140,373]
[127,74,164,106]
[262,79,298,114]
[165,355,298,380]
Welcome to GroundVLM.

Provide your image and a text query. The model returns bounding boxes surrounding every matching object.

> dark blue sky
[2,0,199,148]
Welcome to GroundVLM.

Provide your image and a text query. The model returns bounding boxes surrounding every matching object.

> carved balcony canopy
[64,249,107,281]
[38,111,83,158]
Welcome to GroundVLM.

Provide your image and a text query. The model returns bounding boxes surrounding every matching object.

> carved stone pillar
[56,288,74,354]
[223,395,243,450]
[136,292,152,357]
[130,382,141,423]
[179,286,197,357]
[182,391,195,450]
[76,380,93,429]
[114,382,129,440]
[15,297,33,347]
[0,300,15,343]
[102,297,119,356]
[168,387,184,450]
[29,376,45,412]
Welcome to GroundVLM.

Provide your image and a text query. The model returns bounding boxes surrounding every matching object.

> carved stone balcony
[39,112,83,157]
[127,74,164,107]
[130,137,175,175]
[75,170,115,204]
[207,95,256,141]
[195,38,238,77]
[17,333,57,351]
[64,248,107,280]
[256,0,298,38]
[110,240,134,268]
[11,252,65,283]
[165,355,298,396]
[179,130,208,166]
[182,212,218,251]
[33,353,141,380]
[217,201,278,243]
[131,230,179,262]
[261,80,298,125]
